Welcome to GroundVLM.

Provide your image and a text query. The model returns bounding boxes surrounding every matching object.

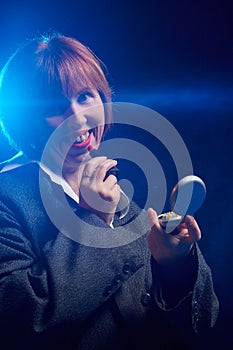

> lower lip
[71,132,92,149]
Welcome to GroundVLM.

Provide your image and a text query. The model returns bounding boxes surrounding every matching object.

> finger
[183,215,201,242]
[147,208,161,229]
[104,174,118,189]
[82,156,107,179]
[96,159,118,182]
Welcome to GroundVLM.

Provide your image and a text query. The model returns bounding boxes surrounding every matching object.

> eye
[77,92,93,104]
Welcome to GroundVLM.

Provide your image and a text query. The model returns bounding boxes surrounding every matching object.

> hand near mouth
[79,156,120,225]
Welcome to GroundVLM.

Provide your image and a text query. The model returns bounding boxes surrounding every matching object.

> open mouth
[72,129,92,148]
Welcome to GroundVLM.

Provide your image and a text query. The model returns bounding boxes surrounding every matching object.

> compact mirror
[158,175,206,233]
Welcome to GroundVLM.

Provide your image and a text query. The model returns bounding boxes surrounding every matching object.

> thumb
[147,208,159,228]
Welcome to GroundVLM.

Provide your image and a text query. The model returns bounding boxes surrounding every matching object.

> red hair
[0,33,112,157]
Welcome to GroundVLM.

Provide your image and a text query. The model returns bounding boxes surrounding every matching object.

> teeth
[75,131,89,143]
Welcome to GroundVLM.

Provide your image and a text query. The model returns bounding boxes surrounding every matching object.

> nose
[66,100,87,129]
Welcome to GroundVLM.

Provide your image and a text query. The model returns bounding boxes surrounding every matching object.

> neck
[62,161,85,196]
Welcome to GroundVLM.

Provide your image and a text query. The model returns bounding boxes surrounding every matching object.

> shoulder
[0,151,27,171]
[0,152,39,188]
[0,162,39,185]
[0,162,49,205]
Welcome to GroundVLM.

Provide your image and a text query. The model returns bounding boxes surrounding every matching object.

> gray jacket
[0,163,219,349]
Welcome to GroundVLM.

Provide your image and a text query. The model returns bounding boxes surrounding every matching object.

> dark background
[1,0,233,348]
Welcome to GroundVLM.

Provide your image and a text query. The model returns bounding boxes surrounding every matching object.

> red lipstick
[72,132,91,148]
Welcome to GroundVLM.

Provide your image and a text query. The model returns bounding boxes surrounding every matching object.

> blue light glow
[117,86,233,111]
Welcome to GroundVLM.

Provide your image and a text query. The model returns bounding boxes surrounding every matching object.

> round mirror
[158,175,206,233]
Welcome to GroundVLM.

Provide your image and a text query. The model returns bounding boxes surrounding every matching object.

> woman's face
[44,88,105,170]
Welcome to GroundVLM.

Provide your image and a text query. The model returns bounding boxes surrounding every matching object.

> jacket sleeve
[151,243,219,342]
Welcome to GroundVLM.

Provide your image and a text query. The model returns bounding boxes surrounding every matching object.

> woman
[0,33,218,349]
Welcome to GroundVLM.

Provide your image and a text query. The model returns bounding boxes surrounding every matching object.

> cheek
[94,105,105,123]
[90,105,105,130]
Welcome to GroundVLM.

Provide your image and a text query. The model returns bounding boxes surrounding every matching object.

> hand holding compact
[147,175,205,264]
[147,208,201,264]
